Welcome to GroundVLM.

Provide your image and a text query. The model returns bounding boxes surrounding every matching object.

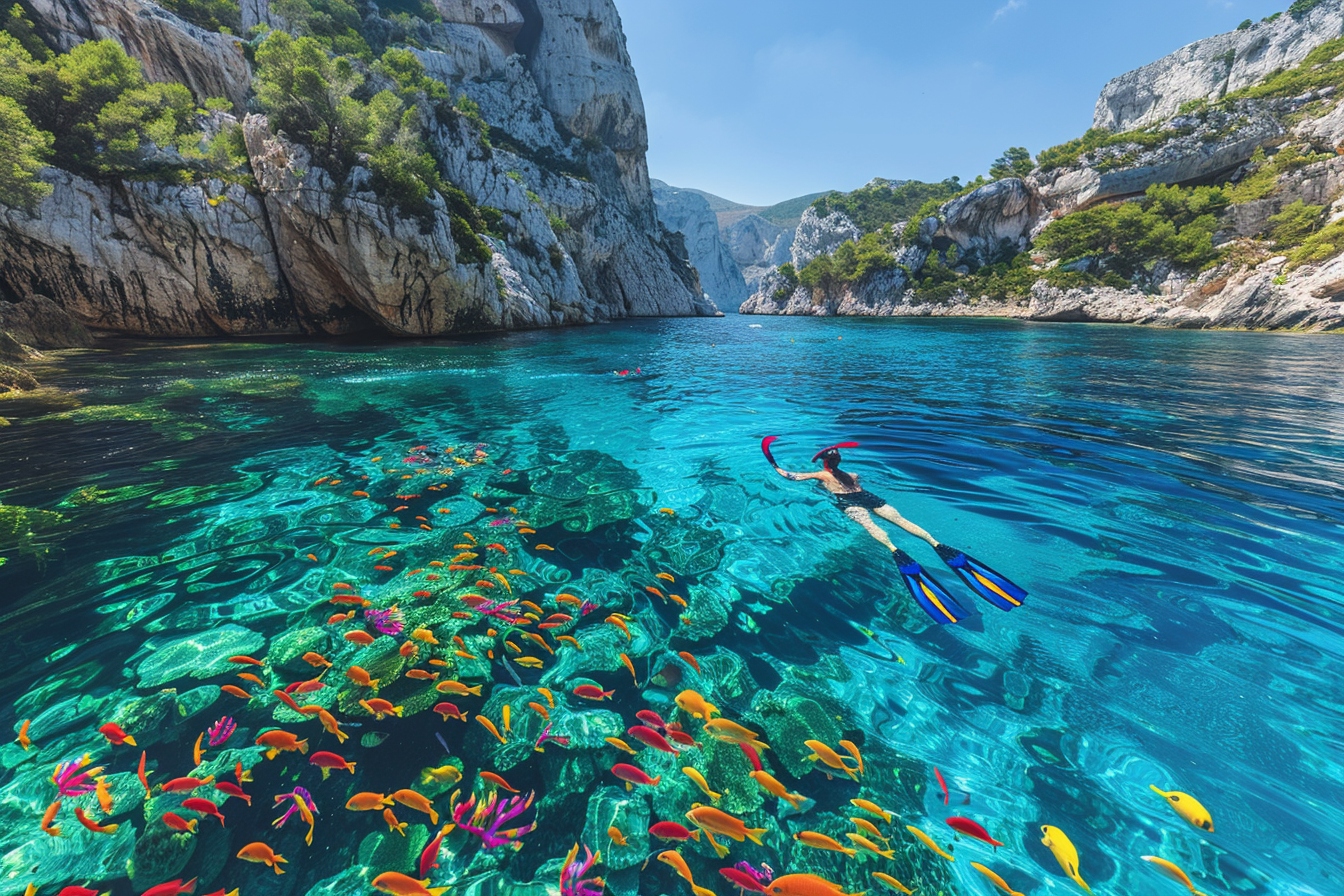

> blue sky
[620,0,1292,206]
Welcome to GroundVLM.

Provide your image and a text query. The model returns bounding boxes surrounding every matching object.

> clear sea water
[0,315,1340,896]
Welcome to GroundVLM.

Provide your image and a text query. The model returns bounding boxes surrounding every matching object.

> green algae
[58,482,162,508]
[44,402,210,440]
[0,502,64,566]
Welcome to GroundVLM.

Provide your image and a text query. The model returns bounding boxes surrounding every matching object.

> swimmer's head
[817,448,842,470]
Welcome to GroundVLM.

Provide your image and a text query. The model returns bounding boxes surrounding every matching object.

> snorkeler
[761,437,1027,625]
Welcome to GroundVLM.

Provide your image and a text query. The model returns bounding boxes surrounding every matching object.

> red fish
[720,868,769,893]
[215,781,252,804]
[163,776,213,793]
[273,690,305,714]
[433,702,468,721]
[137,750,152,798]
[738,742,763,772]
[163,812,198,833]
[573,685,614,701]
[666,727,699,749]
[628,725,678,754]
[310,751,357,779]
[946,816,1004,847]
[139,879,197,896]
[649,821,701,842]
[935,767,949,806]
[636,710,668,730]
[420,823,452,878]
[611,763,660,789]
[181,797,226,826]
[98,722,136,747]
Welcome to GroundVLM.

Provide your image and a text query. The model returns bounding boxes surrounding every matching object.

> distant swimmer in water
[761,437,1027,625]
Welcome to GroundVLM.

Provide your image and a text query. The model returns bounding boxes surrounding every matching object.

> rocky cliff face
[1094,2,1344,131]
[0,0,714,345]
[651,181,748,308]
[722,213,794,294]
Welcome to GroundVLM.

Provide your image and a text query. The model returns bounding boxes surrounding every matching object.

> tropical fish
[371,872,448,896]
[1141,855,1209,896]
[750,770,805,809]
[476,715,507,744]
[392,789,439,824]
[675,690,719,721]
[683,767,721,800]
[721,868,770,894]
[871,872,915,895]
[630,725,679,754]
[650,821,701,842]
[970,863,1026,896]
[608,825,629,846]
[738,742,763,771]
[406,669,440,681]
[1040,825,1090,893]
[534,721,570,752]
[40,799,61,836]
[851,817,886,841]
[94,775,114,815]
[687,806,767,845]
[908,825,956,862]
[346,666,380,689]
[935,767,950,805]
[180,797,226,826]
[803,739,858,780]
[272,787,318,844]
[658,851,716,896]
[310,751,357,779]
[605,615,633,641]
[345,631,376,646]
[947,816,1004,847]
[74,807,118,834]
[162,775,214,793]
[435,680,482,697]
[765,875,863,896]
[677,651,701,672]
[15,719,32,751]
[421,765,463,786]
[383,807,408,835]
[137,751,152,797]
[360,698,404,720]
[705,719,768,750]
[162,812,198,833]
[98,723,136,747]
[851,798,892,823]
[255,730,308,759]
[611,763,661,789]
[346,792,394,811]
[619,652,639,684]
[838,739,864,775]
[139,880,195,896]
[236,672,266,687]
[573,684,614,701]
[847,832,895,859]
[514,656,545,669]
[220,684,251,700]
[795,830,857,856]
[229,655,264,666]
[433,702,468,722]
[1149,786,1214,832]
[272,689,306,714]
[419,824,454,878]
[605,736,637,754]
[236,842,287,874]
[215,781,251,804]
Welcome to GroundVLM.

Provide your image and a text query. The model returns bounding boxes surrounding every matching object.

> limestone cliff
[651,180,748,307]
[1094,2,1344,131]
[0,0,715,345]
[723,213,794,294]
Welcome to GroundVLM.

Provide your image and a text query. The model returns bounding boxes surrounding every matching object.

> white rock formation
[1094,2,1344,131]
[723,214,795,293]
[651,181,749,307]
[790,207,862,269]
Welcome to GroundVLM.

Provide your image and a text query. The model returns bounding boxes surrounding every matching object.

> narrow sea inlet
[0,316,1339,896]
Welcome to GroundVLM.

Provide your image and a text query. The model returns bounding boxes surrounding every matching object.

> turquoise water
[0,316,1341,896]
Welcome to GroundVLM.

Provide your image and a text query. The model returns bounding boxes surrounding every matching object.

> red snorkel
[812,441,861,464]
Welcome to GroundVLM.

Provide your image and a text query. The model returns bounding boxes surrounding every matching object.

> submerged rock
[133,625,266,688]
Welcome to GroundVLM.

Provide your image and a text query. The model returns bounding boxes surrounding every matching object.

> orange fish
[312,708,348,743]
[435,680,482,697]
[74,811,118,838]
[406,669,439,681]
[609,825,629,847]
[371,872,449,896]
[95,775,114,814]
[229,655,264,666]
[678,651,701,673]
[303,652,333,668]
[346,792,394,811]
[527,701,550,720]
[766,875,864,896]
[40,799,61,836]
[556,635,582,650]
[344,631,376,646]
[480,771,518,793]
[97,722,136,747]
[327,612,356,624]
[605,615,632,641]
[686,806,767,846]
[138,751,152,797]
[193,732,205,767]
[163,811,198,833]
[329,595,370,606]
[16,719,32,751]
[273,690,305,714]
[620,653,639,685]
[383,807,408,835]
[346,666,380,689]
[162,775,214,793]
[360,698,404,720]
[236,672,265,687]
[400,641,420,658]
[839,739,865,775]
[391,789,439,824]
[537,687,556,708]
[255,730,308,758]
[236,842,287,874]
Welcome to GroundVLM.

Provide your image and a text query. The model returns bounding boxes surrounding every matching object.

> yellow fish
[421,765,463,786]
[682,767,721,801]
[608,825,628,847]
[537,687,555,708]
[847,832,895,859]
[851,798,892,823]
[412,628,439,645]
[970,863,1026,896]
[674,690,720,721]
[871,872,914,895]
[1149,785,1214,832]
[1141,855,1208,896]
[656,572,675,582]
[1040,825,1090,893]
[750,770,805,809]
[907,825,955,862]
[514,656,544,669]
[605,737,637,755]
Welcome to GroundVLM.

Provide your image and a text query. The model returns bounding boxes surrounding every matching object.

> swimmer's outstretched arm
[772,465,823,482]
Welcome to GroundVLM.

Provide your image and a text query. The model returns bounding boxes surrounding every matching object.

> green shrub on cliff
[990,146,1033,180]
[0,94,50,208]
[1035,183,1226,276]
[1037,126,1185,172]
[273,0,371,59]
[811,178,962,235]
[1222,36,1344,102]
[158,0,241,33]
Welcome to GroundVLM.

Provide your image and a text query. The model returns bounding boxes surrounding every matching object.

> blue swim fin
[892,548,968,625]
[935,544,1027,611]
